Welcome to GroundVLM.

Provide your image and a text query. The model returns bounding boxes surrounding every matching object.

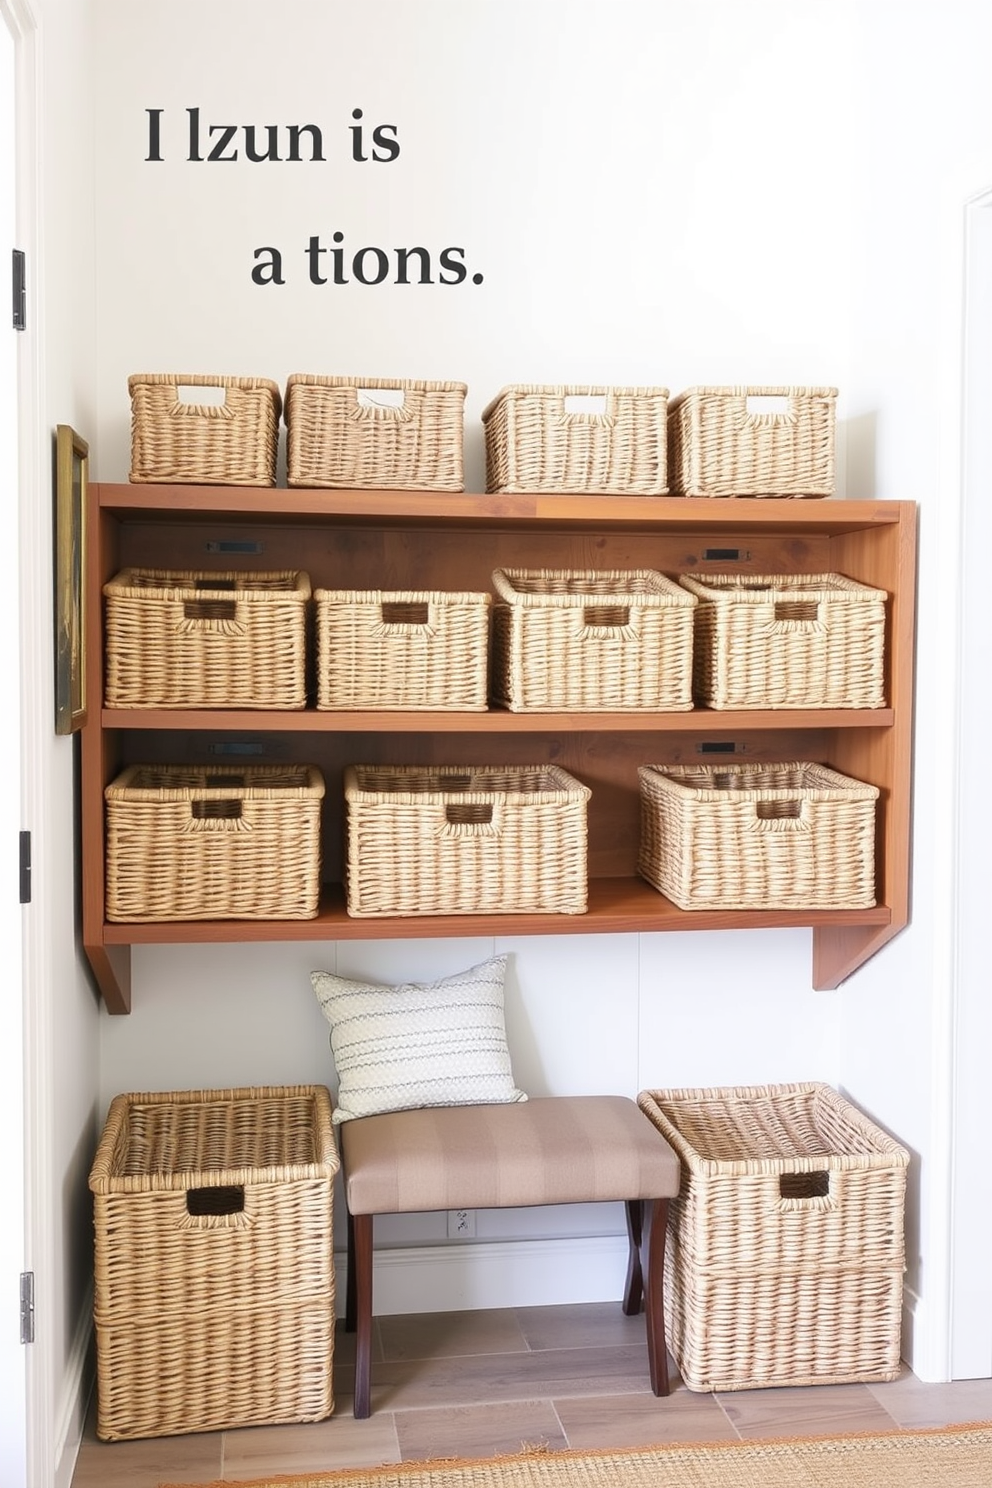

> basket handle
[178,583,248,633]
[754,800,807,829]
[179,1184,255,1231]
[577,604,640,640]
[768,600,826,636]
[188,799,247,830]
[558,391,617,426]
[182,598,239,622]
[734,389,807,426]
[774,1170,838,1213]
[171,383,236,420]
[440,801,502,837]
[375,600,437,635]
[583,603,629,628]
[349,386,416,423]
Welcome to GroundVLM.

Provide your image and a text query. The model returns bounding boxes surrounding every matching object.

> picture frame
[54,424,88,735]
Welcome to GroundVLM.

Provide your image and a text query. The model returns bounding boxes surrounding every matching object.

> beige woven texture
[482,384,669,494]
[104,764,325,922]
[668,385,838,498]
[315,589,491,710]
[128,373,281,486]
[637,761,878,910]
[492,568,696,712]
[638,1082,909,1392]
[344,763,590,917]
[160,1426,992,1488]
[88,1084,339,1440]
[678,570,887,709]
[104,568,311,709]
[285,375,467,490]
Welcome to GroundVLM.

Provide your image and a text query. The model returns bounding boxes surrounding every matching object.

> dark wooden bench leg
[623,1197,671,1396]
[345,1207,357,1332]
[350,1212,374,1419]
[623,1198,644,1315]
[643,1197,671,1396]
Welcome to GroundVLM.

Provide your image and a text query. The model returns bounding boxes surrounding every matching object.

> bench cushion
[341,1095,680,1215]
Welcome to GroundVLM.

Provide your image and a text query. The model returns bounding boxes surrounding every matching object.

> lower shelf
[86,879,894,1015]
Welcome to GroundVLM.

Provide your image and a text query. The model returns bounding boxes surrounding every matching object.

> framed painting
[54,424,88,734]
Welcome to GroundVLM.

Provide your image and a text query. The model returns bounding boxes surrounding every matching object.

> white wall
[11,0,103,1483]
[80,0,991,1387]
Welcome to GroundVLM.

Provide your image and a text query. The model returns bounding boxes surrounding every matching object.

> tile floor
[69,1303,992,1487]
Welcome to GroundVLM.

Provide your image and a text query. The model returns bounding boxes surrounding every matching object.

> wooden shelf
[81,485,917,1013]
[102,706,896,733]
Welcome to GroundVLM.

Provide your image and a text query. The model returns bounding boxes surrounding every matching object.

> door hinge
[19,831,30,904]
[12,249,26,331]
[20,1272,34,1344]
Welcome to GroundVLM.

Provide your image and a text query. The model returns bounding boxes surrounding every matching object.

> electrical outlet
[447,1208,476,1239]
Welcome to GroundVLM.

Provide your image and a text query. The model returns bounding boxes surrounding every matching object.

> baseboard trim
[54,1284,94,1488]
[900,1281,960,1383]
[336,1234,631,1316]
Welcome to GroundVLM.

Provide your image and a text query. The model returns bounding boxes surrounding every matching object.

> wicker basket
[491,568,696,712]
[284,375,467,490]
[637,1082,909,1391]
[128,373,282,486]
[104,568,311,710]
[88,1083,339,1440]
[104,764,325,921]
[667,386,838,498]
[344,763,590,916]
[315,588,490,710]
[637,761,878,910]
[678,571,887,710]
[482,384,669,494]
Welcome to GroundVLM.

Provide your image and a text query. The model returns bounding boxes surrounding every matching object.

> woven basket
[678,571,887,709]
[344,763,590,916]
[284,375,467,490]
[88,1083,339,1440]
[667,386,838,497]
[128,373,282,486]
[637,1082,909,1390]
[492,568,696,712]
[315,589,490,710]
[105,764,325,921]
[637,761,878,910]
[104,568,311,710]
[482,384,669,494]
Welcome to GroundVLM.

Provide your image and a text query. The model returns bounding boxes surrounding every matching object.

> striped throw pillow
[311,954,528,1123]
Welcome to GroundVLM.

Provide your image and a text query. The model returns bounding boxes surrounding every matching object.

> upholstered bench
[339,1094,681,1418]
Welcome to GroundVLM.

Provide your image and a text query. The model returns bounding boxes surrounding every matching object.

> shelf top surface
[96,484,916,534]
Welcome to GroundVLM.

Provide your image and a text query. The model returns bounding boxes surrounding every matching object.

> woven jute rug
[167,1422,992,1488]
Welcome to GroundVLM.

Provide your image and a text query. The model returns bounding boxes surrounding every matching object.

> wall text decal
[144,107,485,288]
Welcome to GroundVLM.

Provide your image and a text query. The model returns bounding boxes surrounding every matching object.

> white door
[0,7,28,1480]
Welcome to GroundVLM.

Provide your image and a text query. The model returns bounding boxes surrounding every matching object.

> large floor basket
[88,1084,339,1440]
[344,762,591,916]
[637,1082,909,1391]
